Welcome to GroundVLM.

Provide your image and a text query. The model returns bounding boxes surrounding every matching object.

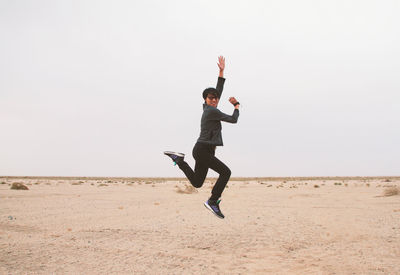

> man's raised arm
[216,56,225,97]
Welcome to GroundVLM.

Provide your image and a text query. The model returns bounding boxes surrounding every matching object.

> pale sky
[1,0,399,177]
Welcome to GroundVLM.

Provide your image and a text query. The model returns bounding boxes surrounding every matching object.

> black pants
[178,142,231,201]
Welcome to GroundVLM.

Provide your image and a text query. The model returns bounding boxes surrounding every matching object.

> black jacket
[197,77,239,146]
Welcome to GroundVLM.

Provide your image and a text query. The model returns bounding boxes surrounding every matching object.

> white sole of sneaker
[203,201,224,219]
[163,151,185,157]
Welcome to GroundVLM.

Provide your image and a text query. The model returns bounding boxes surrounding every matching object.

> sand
[1,177,399,274]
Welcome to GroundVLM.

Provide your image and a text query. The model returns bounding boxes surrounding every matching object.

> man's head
[203,88,220,107]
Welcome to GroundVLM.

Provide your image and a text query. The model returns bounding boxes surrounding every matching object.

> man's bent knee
[223,167,231,179]
[191,180,204,188]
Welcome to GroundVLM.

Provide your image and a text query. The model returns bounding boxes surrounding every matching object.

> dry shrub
[314,184,320,188]
[98,183,108,187]
[175,184,198,194]
[11,182,29,190]
[383,187,400,197]
[383,184,395,188]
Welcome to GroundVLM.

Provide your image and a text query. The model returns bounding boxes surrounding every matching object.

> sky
[1,0,399,177]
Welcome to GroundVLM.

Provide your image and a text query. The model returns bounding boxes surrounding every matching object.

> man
[164,56,240,219]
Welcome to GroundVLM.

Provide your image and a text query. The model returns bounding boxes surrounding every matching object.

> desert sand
[1,176,399,274]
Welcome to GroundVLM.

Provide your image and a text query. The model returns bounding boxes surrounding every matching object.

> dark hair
[202,88,219,99]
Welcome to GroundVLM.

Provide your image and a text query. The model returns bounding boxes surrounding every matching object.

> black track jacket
[197,77,239,146]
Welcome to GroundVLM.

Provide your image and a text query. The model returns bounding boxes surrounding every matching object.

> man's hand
[217,56,225,77]
[217,56,225,71]
[229,97,240,109]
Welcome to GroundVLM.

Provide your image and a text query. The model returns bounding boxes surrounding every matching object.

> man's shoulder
[203,104,219,113]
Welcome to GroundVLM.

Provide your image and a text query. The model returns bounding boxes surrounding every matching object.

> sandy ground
[1,177,400,274]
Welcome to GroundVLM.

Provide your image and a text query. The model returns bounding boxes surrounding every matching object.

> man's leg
[165,143,213,189]
[207,156,231,201]
[177,161,208,188]
[177,142,215,188]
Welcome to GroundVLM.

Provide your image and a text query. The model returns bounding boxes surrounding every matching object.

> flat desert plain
[1,177,400,274]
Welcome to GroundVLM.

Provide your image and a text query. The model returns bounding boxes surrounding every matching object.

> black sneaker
[164,151,185,165]
[204,199,225,219]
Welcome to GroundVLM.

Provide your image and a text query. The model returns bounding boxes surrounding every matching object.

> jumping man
[164,56,240,219]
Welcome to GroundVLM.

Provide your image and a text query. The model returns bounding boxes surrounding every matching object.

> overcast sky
[1,0,399,177]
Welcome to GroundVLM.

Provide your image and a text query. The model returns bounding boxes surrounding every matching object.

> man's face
[206,94,219,107]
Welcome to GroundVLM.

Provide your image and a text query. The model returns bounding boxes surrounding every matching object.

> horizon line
[1,175,400,181]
